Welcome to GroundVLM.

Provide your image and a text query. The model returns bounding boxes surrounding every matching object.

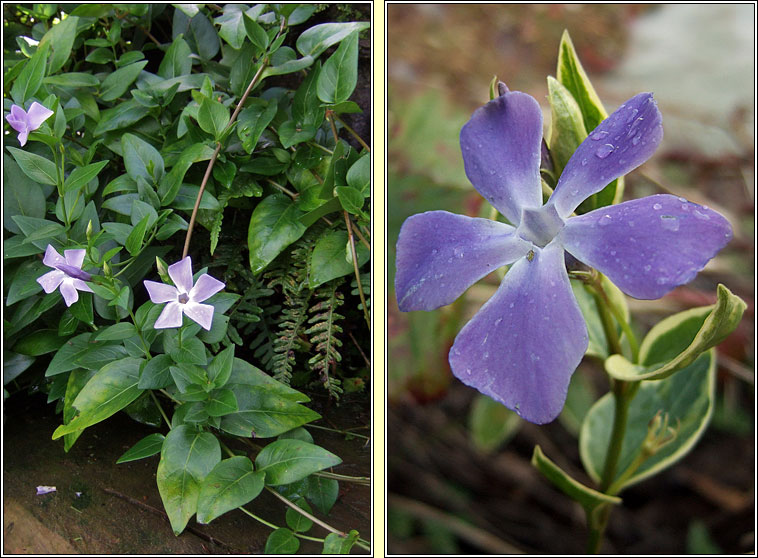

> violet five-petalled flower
[37,245,94,307]
[395,88,732,424]
[144,256,225,331]
[5,102,54,146]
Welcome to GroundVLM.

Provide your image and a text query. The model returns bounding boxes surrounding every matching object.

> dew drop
[677,197,687,203]
[694,210,710,220]
[595,144,614,159]
[656,277,667,285]
[494,318,503,326]
[431,249,438,255]
[581,158,588,166]
[610,250,617,256]
[509,302,514,309]
[591,130,609,141]
[483,352,489,360]
[652,203,662,210]
[529,352,540,362]
[644,264,651,272]
[660,215,680,231]
[625,108,639,123]
[631,134,641,145]
[598,214,613,227]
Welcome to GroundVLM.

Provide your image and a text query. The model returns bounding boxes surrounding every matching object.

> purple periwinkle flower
[395,89,732,424]
[37,245,94,307]
[144,256,225,330]
[5,102,54,146]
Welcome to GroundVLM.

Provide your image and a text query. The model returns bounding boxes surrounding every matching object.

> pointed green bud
[86,220,93,241]
[156,256,170,283]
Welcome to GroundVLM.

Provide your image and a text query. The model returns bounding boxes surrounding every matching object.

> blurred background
[386,4,754,554]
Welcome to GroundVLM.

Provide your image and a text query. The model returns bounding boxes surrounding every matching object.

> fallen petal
[36,486,56,495]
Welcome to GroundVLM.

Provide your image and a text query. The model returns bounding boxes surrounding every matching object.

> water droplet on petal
[644,264,651,272]
[610,250,617,256]
[631,134,641,145]
[591,130,609,141]
[581,158,588,166]
[626,108,639,123]
[598,214,613,227]
[694,210,710,220]
[677,197,687,203]
[595,144,614,159]
[660,215,680,231]
[509,302,514,308]
[653,203,662,210]
[656,277,668,285]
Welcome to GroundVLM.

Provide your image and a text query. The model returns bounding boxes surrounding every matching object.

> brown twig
[182,59,269,259]
[344,211,370,329]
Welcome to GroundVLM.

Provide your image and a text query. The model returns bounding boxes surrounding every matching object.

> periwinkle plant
[394,31,745,552]
[4,4,370,554]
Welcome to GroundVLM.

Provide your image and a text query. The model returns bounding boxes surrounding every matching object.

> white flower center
[517,204,565,248]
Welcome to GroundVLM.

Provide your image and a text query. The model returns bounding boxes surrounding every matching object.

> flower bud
[86,220,93,241]
[156,257,170,283]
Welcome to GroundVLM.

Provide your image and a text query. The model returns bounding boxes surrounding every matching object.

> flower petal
[63,249,86,269]
[395,210,531,311]
[59,280,80,307]
[16,129,30,146]
[5,105,28,134]
[561,194,732,299]
[42,245,66,268]
[448,241,588,424]
[548,93,663,217]
[71,279,94,293]
[26,102,54,131]
[154,302,184,329]
[144,280,179,304]
[167,256,194,294]
[189,274,225,303]
[460,91,543,225]
[183,301,215,330]
[37,269,66,293]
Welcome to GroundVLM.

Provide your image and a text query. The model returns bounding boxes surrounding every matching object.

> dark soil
[3,391,370,554]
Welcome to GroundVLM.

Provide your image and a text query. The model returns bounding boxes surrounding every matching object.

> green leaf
[220,385,320,438]
[3,154,46,234]
[44,72,100,87]
[207,388,238,417]
[236,99,277,154]
[158,143,215,205]
[52,357,145,438]
[335,186,364,215]
[306,476,338,515]
[322,530,360,554]
[124,213,150,256]
[532,445,620,517]
[556,30,606,134]
[196,456,264,524]
[94,322,138,342]
[547,76,587,176]
[93,100,150,136]
[255,439,341,486]
[99,60,148,102]
[170,363,209,393]
[116,433,165,463]
[278,120,317,149]
[13,329,65,356]
[41,14,79,74]
[122,133,165,184]
[6,259,46,305]
[606,285,745,381]
[60,369,96,451]
[316,31,359,105]
[170,337,208,366]
[63,161,108,194]
[6,147,57,186]
[296,22,370,58]
[158,34,192,79]
[265,528,299,554]
[293,60,324,128]
[69,291,94,324]
[198,96,230,139]
[11,41,50,104]
[242,12,269,51]
[285,497,313,532]
[469,394,521,454]
[207,345,235,388]
[346,154,370,195]
[157,425,221,534]
[172,185,221,211]
[309,228,369,288]
[248,194,307,273]
[227,358,309,402]
[263,55,315,77]
[138,353,173,389]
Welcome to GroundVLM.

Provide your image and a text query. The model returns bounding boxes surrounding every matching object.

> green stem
[236,507,328,544]
[599,380,636,492]
[334,114,370,152]
[149,391,171,429]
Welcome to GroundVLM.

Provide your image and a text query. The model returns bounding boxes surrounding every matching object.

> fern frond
[305,279,345,399]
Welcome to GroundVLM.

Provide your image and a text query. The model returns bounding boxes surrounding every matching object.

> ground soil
[3,391,370,554]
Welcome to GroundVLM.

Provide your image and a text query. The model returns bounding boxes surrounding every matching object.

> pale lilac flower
[144,256,225,330]
[395,89,732,424]
[37,245,94,307]
[36,486,57,495]
[5,102,54,146]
